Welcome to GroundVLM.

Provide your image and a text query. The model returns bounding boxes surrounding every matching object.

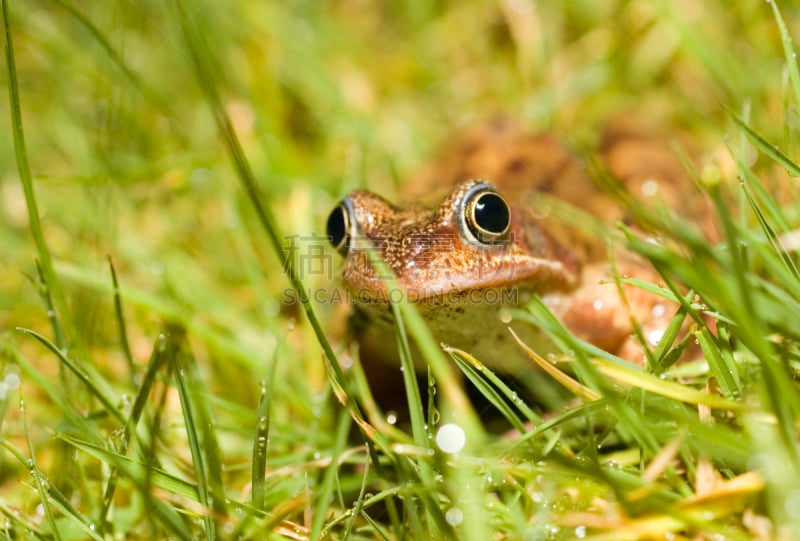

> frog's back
[405,116,713,245]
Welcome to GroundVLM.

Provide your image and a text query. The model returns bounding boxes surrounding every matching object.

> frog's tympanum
[326,118,710,390]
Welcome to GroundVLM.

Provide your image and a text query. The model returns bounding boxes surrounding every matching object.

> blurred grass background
[1,1,800,539]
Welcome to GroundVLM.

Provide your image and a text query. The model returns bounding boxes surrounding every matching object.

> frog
[325,117,711,397]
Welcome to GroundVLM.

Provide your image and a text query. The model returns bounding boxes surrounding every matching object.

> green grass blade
[769,0,800,114]
[108,256,136,383]
[342,457,371,540]
[447,347,531,433]
[0,501,47,540]
[32,260,67,351]
[736,156,792,233]
[3,337,103,445]
[1,0,73,343]
[19,403,63,541]
[168,329,217,541]
[98,331,172,533]
[518,299,664,457]
[51,0,144,92]
[309,407,351,540]
[170,0,366,437]
[251,347,280,510]
[167,328,227,541]
[390,296,430,448]
[60,435,200,541]
[17,328,125,424]
[728,110,800,178]
[695,328,741,399]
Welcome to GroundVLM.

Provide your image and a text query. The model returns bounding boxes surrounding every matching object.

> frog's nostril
[464,186,511,244]
[326,203,350,255]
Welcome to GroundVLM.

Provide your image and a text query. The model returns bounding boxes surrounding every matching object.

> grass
[1,0,800,539]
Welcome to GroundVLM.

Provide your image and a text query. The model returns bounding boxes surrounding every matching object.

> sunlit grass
[1,1,800,539]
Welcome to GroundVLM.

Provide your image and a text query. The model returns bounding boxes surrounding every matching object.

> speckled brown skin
[339,180,579,301]
[333,117,711,387]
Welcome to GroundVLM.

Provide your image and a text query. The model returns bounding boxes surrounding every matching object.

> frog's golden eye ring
[462,183,511,244]
[326,201,352,256]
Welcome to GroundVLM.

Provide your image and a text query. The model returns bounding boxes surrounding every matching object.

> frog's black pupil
[326,205,347,251]
[474,192,509,234]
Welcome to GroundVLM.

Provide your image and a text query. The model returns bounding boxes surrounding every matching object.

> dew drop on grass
[648,329,664,346]
[445,507,463,526]
[435,423,466,454]
[386,411,397,425]
[575,525,587,538]
[641,179,659,197]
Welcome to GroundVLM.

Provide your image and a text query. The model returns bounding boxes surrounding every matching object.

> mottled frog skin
[327,117,710,381]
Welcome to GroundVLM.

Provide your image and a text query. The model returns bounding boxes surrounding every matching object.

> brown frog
[326,117,711,392]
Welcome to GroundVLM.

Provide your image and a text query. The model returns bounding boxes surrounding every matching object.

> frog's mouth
[338,208,581,304]
[339,252,575,306]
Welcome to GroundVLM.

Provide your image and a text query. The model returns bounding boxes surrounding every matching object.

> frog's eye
[326,202,351,255]
[463,185,511,244]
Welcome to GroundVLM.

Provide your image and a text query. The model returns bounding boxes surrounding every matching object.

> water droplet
[575,525,587,538]
[435,423,466,454]
[592,299,604,311]
[651,303,666,318]
[641,179,659,197]
[386,411,398,425]
[445,507,463,526]
[648,329,664,346]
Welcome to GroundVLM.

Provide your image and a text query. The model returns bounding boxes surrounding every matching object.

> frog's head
[326,180,580,302]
